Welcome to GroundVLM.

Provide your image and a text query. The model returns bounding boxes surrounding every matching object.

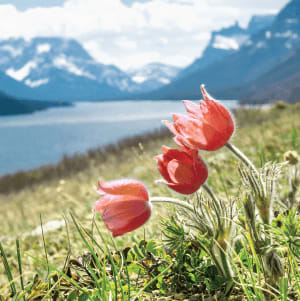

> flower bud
[155,146,208,194]
[163,85,234,152]
[283,150,299,165]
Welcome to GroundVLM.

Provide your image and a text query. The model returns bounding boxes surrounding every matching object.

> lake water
[0,100,237,176]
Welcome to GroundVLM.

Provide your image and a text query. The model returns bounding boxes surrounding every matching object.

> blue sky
[0,0,290,69]
[0,0,65,10]
[0,0,149,10]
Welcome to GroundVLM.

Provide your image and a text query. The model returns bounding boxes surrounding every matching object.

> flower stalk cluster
[93,85,293,291]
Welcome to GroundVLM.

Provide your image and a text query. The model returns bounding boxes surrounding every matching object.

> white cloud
[0,0,290,69]
[115,37,137,50]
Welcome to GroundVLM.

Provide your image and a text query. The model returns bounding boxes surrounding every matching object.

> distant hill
[0,90,69,116]
[141,0,300,100]
[128,62,181,92]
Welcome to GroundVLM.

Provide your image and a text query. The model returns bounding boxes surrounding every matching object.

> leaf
[67,290,78,301]
[146,240,157,255]
[78,293,90,301]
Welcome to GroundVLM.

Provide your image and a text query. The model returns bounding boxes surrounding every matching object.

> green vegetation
[0,103,300,300]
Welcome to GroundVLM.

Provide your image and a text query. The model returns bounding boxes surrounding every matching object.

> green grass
[0,102,300,300]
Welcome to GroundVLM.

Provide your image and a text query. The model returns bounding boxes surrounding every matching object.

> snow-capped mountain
[144,0,300,100]
[128,63,181,92]
[0,37,144,101]
[177,15,275,80]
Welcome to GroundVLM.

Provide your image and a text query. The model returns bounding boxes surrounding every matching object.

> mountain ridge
[139,0,300,101]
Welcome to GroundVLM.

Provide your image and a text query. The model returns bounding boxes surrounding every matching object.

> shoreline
[0,102,281,195]
[0,127,172,194]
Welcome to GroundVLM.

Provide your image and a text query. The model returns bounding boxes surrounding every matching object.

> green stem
[150,197,194,212]
[226,142,258,175]
[219,249,232,280]
[202,183,221,214]
[209,251,225,277]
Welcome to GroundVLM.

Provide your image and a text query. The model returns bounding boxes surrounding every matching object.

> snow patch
[37,43,51,54]
[213,35,239,50]
[6,61,37,81]
[132,75,147,83]
[286,18,298,24]
[256,41,267,49]
[53,55,95,79]
[274,31,298,39]
[159,78,170,84]
[244,40,253,46]
[25,78,49,88]
[265,31,272,39]
[285,42,292,49]
[1,45,22,57]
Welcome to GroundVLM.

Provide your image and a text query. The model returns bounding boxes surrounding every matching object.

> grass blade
[0,241,17,296]
[16,239,25,300]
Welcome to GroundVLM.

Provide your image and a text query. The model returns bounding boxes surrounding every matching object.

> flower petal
[97,179,148,201]
[102,200,151,237]
[155,154,172,182]
[94,194,143,213]
[167,182,202,194]
[162,146,194,165]
[200,84,212,102]
[167,159,194,185]
[183,100,202,119]
[173,136,194,156]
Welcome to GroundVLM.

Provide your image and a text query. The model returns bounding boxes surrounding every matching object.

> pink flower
[94,179,151,237]
[155,146,208,194]
[164,85,234,151]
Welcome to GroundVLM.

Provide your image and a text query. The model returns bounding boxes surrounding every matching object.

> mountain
[0,91,33,115]
[0,37,144,101]
[128,63,181,92]
[247,15,276,34]
[143,0,300,100]
[177,15,275,80]
[0,68,33,100]
[0,88,68,116]
[239,47,300,103]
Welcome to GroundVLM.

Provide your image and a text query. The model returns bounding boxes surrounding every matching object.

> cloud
[0,0,290,69]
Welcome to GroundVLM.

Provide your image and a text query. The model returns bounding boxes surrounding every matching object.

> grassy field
[0,102,299,300]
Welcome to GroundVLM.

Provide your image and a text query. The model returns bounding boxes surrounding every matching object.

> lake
[0,100,238,176]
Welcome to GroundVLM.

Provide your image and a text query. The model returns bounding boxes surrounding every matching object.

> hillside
[0,90,69,116]
[239,47,300,103]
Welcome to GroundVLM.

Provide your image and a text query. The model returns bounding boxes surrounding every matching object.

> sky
[0,0,291,70]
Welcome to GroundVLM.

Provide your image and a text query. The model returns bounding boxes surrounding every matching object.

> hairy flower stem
[220,250,233,280]
[150,197,194,212]
[202,183,221,214]
[226,142,258,175]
